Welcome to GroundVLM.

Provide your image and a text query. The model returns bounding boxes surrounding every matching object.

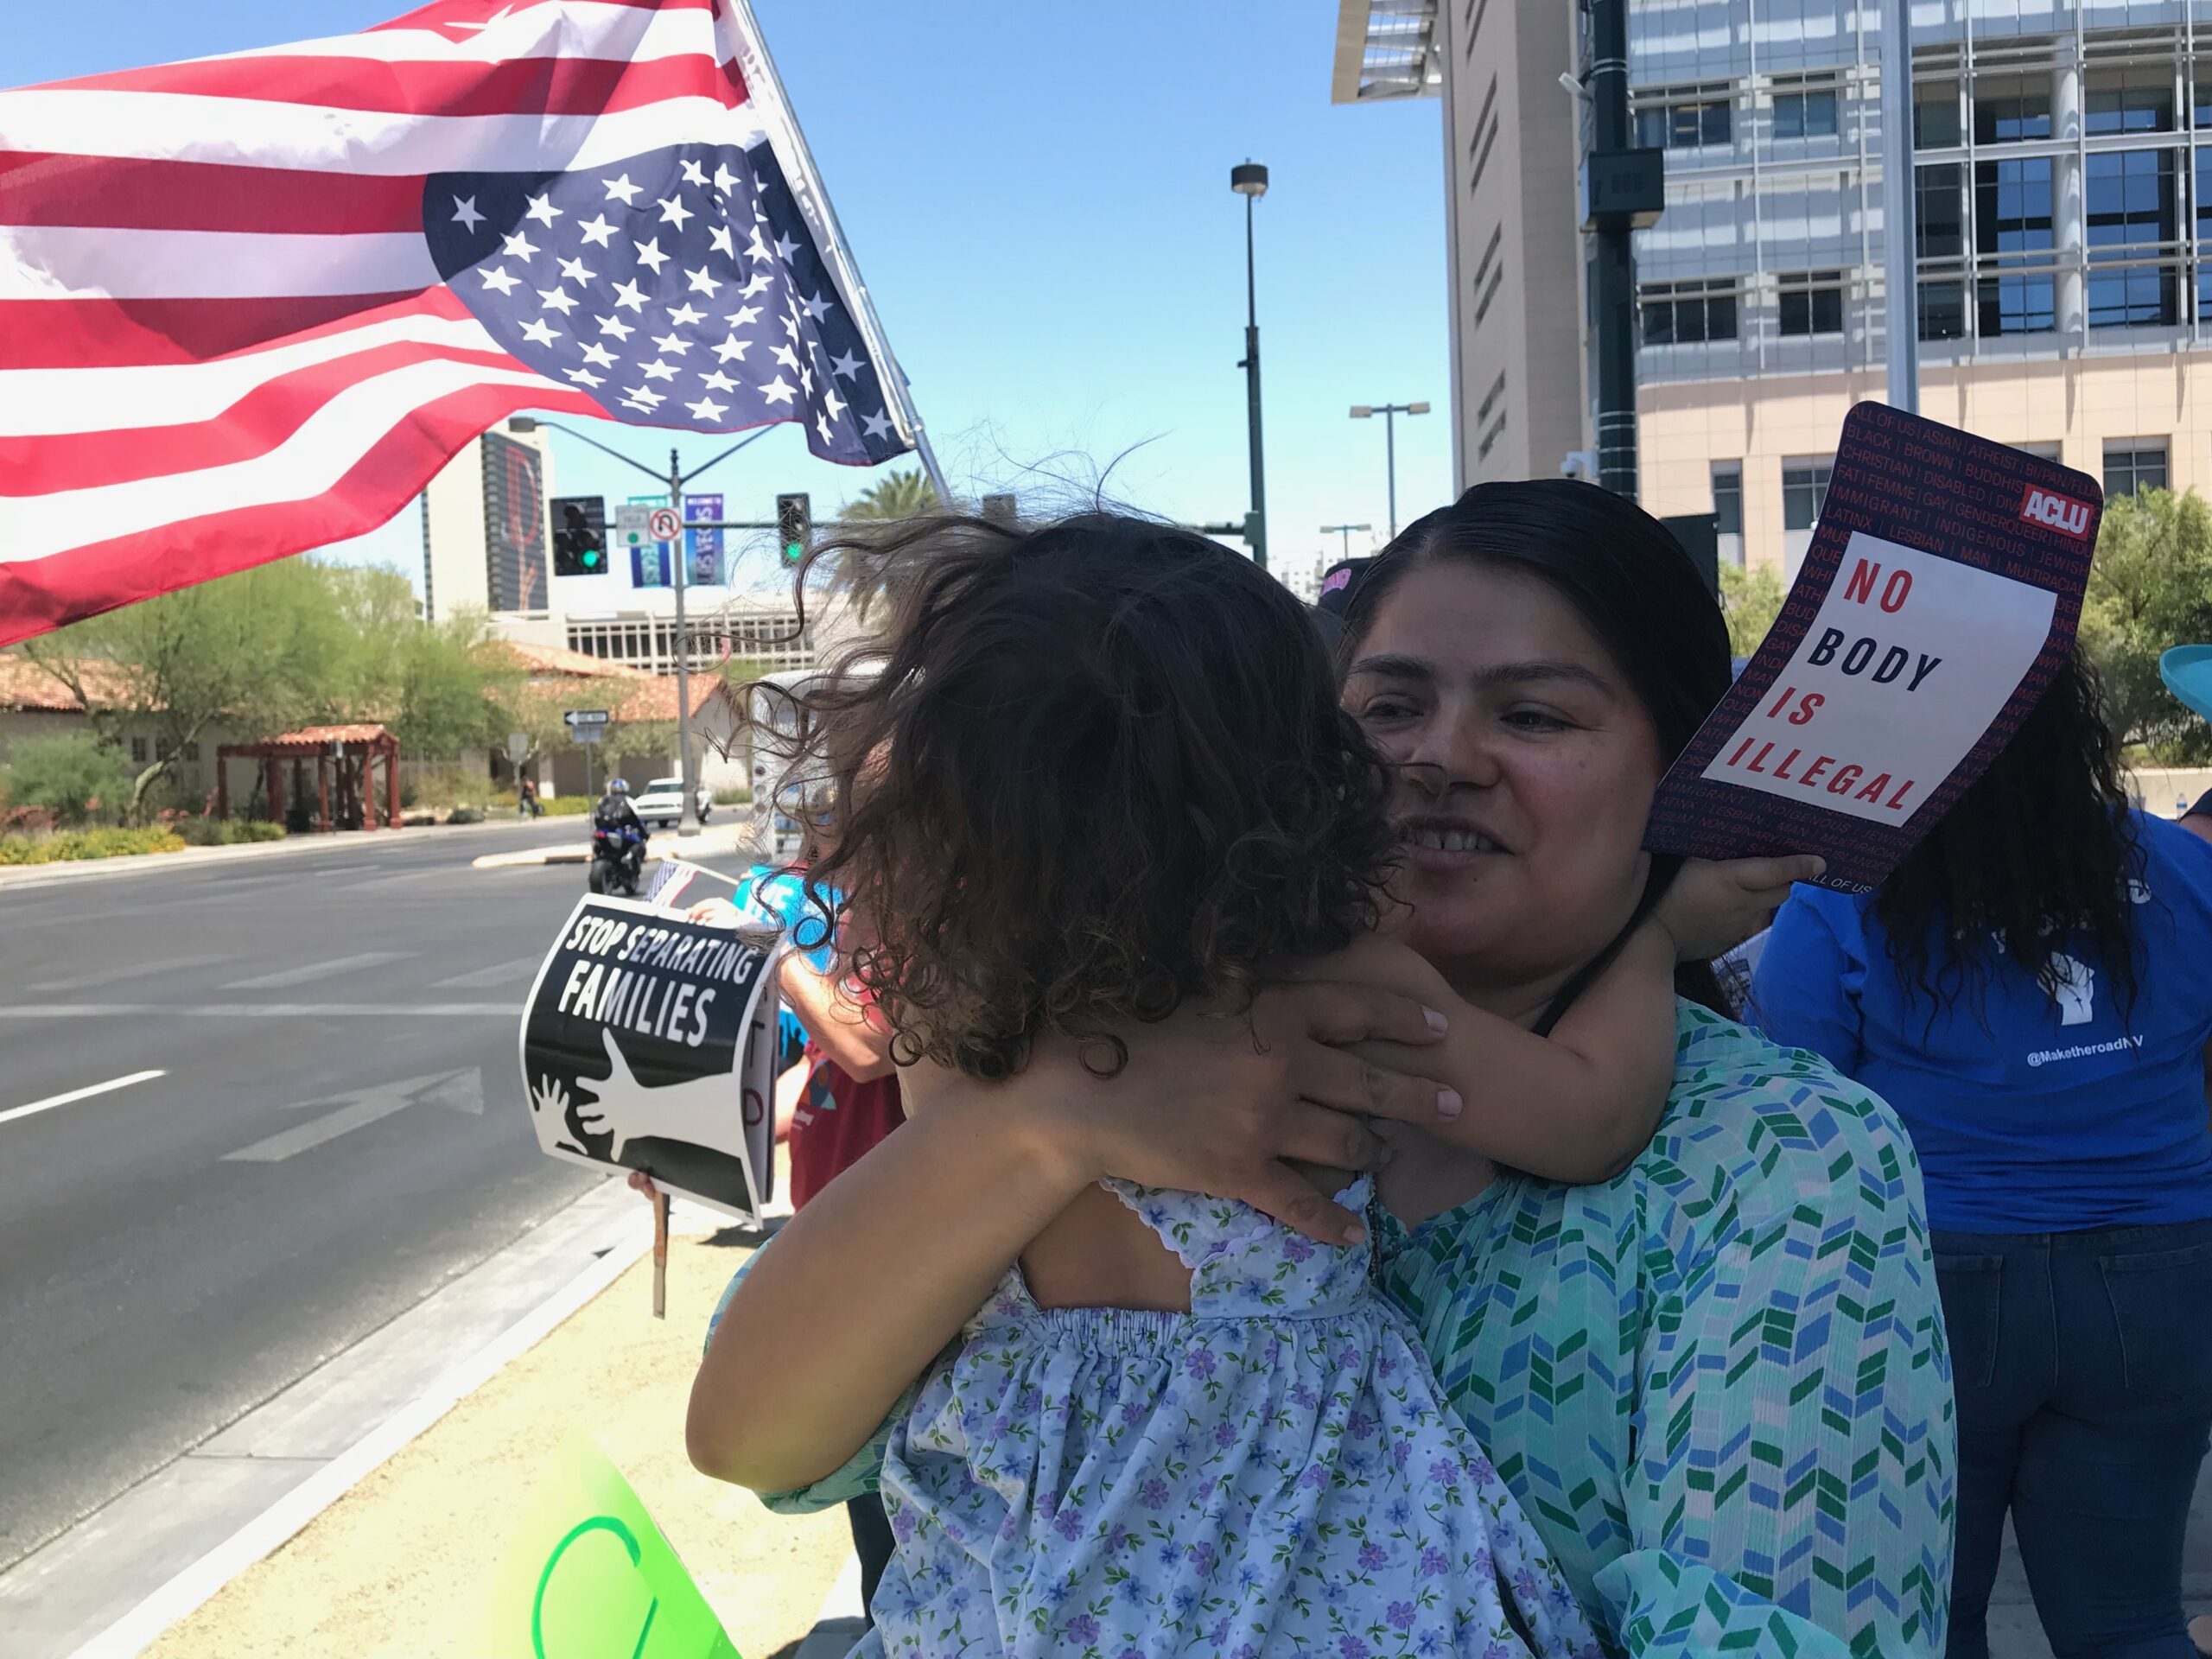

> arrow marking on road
[221,1068,485,1164]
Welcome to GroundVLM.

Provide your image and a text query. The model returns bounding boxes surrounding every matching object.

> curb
[0,817,574,894]
[471,823,757,870]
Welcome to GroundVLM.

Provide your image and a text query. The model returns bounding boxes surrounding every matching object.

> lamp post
[1230,161,1268,573]
[1347,402,1430,537]
[1320,523,1372,561]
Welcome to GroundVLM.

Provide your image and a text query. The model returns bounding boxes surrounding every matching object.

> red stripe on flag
[0,340,537,494]
[366,0,714,28]
[0,153,427,235]
[0,381,606,650]
[44,49,743,118]
[0,290,443,369]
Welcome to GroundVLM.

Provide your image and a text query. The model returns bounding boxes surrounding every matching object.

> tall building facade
[1334,1,2212,576]
[420,417,554,621]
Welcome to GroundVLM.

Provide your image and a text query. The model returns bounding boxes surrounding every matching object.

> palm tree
[840,467,940,522]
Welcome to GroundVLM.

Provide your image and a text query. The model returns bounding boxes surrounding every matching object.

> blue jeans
[1938,1218,2212,1659]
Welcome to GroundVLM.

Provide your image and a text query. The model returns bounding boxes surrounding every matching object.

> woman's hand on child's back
[1020,979,1458,1246]
[1656,855,1827,963]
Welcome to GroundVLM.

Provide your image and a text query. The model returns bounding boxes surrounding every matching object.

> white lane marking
[0,1003,518,1018]
[219,950,412,990]
[427,955,542,990]
[223,1069,481,1163]
[0,1069,165,1128]
[34,951,229,993]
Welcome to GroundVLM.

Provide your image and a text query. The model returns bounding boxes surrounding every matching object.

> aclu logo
[2018,486,2093,539]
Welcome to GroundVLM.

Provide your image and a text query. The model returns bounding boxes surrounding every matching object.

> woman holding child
[693,483,1955,1657]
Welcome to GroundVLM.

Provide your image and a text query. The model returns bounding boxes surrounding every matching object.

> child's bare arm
[1326,855,1823,1184]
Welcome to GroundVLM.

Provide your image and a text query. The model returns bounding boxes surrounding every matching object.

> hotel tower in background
[1335,1,2212,576]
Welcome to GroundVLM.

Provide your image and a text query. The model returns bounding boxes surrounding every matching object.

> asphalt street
[0,821,755,1573]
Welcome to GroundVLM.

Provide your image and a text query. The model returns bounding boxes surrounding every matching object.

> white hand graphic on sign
[571,1027,733,1160]
[2041,952,2096,1027]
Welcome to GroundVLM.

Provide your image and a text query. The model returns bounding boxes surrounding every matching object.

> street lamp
[1231,161,1268,573]
[1348,401,1431,537]
[1319,523,1372,560]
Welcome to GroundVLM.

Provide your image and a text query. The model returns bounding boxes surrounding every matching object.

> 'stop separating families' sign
[521,894,780,1224]
[1646,402,2100,893]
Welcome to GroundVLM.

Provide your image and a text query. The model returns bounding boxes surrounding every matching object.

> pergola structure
[215,724,401,832]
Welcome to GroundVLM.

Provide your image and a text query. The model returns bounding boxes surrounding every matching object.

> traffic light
[552,495,607,576]
[776,493,811,566]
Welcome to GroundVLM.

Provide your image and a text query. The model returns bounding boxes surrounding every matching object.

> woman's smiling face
[1343,557,1663,1012]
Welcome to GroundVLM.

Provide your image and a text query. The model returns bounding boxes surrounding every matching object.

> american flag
[0,0,918,649]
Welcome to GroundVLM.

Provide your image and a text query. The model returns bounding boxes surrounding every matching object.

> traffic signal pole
[538,420,778,840]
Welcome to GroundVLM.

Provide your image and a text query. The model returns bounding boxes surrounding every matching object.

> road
[0,821,752,1573]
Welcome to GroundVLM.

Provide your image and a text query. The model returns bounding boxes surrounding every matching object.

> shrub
[400,765,490,812]
[0,826,188,864]
[543,795,592,816]
[3,733,134,826]
[172,816,288,846]
[711,786,753,806]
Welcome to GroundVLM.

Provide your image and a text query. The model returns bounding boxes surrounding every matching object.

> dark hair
[1338,479,1736,1018]
[1872,650,2140,1018]
[789,512,1398,1081]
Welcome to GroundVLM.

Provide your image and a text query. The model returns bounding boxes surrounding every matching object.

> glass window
[1915,84,1961,148]
[1916,164,1964,259]
[1978,275,2056,335]
[1783,461,1832,531]
[1640,280,1738,345]
[1778,271,1845,336]
[2198,151,2212,321]
[1712,465,1743,537]
[1919,283,1967,340]
[1975,157,2054,254]
[2087,149,2178,327]
[1774,88,1840,139]
[2196,78,2212,130]
[2086,71,2175,136]
[1636,94,1730,150]
[1974,78,2053,143]
[181,741,200,764]
[129,736,148,765]
[2103,442,2169,497]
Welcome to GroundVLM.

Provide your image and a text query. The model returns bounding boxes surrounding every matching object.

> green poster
[474,1431,741,1659]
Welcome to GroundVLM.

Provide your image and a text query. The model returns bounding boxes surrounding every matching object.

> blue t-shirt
[1750,810,2212,1232]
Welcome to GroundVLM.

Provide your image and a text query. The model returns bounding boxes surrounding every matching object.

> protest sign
[521,894,779,1224]
[1646,403,2099,892]
[472,1432,741,1659]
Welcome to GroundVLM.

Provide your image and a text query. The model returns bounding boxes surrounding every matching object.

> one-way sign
[563,709,609,729]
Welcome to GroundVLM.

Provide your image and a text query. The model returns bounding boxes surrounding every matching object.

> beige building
[1333,1,2212,577]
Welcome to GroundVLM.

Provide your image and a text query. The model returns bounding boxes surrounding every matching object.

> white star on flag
[604,174,642,205]
[480,266,519,295]
[577,214,617,248]
[452,195,485,231]
[633,238,670,273]
[524,194,563,227]
[688,396,729,421]
[761,376,797,406]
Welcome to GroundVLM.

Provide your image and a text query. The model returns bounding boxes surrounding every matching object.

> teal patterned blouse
[1376,1001,1955,1657]
[736,1001,1955,1657]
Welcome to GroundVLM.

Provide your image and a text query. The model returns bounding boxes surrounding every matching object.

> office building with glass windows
[1333,1,2212,576]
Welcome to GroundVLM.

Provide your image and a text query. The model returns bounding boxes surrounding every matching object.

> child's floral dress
[854,1178,1599,1658]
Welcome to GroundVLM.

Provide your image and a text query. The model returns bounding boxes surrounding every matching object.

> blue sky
[19,3,1454,594]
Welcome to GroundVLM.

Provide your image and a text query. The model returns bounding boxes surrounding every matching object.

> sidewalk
[133,1206,852,1659]
[0,813,573,893]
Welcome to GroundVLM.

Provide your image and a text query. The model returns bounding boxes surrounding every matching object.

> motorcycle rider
[593,776,644,836]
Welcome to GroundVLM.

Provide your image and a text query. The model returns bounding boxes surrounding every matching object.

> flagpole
[722,0,952,505]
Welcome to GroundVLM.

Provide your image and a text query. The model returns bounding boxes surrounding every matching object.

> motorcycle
[588,822,647,896]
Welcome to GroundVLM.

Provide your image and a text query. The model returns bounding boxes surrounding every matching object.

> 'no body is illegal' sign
[1646,402,2100,893]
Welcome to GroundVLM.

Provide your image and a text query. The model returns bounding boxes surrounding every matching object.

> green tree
[2080,488,2212,762]
[840,467,940,522]
[2,732,134,826]
[19,558,356,820]
[1718,562,1787,658]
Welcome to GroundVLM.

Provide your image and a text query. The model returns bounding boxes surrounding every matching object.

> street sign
[647,505,682,543]
[563,709,611,728]
[684,493,724,585]
[573,727,605,746]
[505,731,531,763]
[614,501,651,544]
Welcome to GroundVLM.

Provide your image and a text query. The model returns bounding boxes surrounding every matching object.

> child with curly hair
[694,512,1804,1659]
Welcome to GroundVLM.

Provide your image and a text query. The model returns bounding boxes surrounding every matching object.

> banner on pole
[685,493,725,587]
[471,1432,741,1659]
[521,895,779,1224]
[1646,403,2100,893]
